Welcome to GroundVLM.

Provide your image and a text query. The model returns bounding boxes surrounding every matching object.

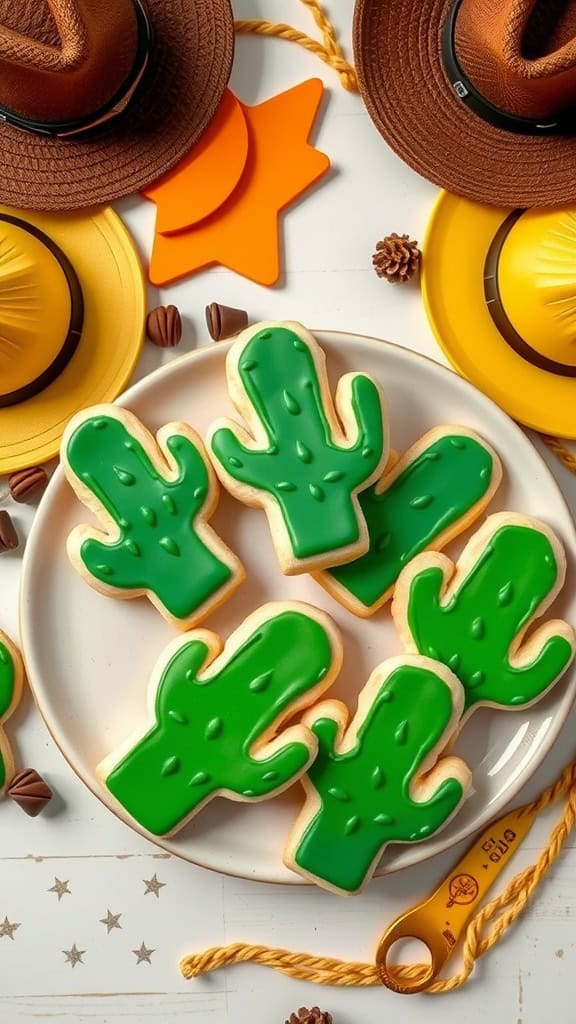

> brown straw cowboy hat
[0,0,234,211]
[354,0,576,208]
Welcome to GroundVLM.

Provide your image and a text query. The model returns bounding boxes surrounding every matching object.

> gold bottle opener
[376,799,541,994]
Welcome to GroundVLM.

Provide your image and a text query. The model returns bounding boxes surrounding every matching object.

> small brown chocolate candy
[8,769,53,817]
[205,303,249,341]
[146,304,182,347]
[9,466,48,503]
[0,511,18,552]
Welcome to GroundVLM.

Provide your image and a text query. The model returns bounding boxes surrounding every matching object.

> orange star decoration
[143,80,330,287]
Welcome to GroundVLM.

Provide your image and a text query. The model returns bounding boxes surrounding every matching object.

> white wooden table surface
[3,3,576,1021]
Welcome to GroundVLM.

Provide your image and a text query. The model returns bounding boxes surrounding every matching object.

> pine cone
[286,1009,333,1024]
[373,233,421,283]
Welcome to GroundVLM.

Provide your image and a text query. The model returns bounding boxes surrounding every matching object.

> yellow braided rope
[235,0,358,92]
[181,758,576,991]
[542,435,576,475]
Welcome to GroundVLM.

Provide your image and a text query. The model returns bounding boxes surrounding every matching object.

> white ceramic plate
[21,331,576,884]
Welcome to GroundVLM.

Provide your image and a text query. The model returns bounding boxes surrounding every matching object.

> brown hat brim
[0,0,234,211]
[354,0,576,208]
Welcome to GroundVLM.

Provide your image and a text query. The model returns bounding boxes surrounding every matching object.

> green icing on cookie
[292,663,465,894]
[406,523,574,712]
[0,642,15,791]
[66,416,233,621]
[105,609,335,836]
[210,325,385,560]
[327,433,495,610]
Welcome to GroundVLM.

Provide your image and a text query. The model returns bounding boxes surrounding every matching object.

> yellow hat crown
[0,216,80,405]
[497,210,576,370]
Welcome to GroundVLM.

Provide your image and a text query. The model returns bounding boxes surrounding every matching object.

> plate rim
[20,329,576,884]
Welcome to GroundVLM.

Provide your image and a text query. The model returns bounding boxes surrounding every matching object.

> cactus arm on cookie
[393,513,576,719]
[0,635,24,794]
[318,428,501,616]
[284,658,470,895]
[99,603,343,836]
[208,322,388,573]
[63,406,244,628]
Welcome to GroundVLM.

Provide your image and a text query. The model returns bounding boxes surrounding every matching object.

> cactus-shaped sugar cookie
[284,656,470,895]
[393,513,576,720]
[208,322,388,574]
[99,602,343,836]
[318,427,502,616]
[0,633,23,795]
[63,406,245,629]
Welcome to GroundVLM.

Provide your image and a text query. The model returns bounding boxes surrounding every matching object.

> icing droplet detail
[114,467,136,486]
[323,470,344,482]
[205,718,223,740]
[161,756,180,777]
[498,581,514,606]
[372,766,385,789]
[328,786,350,803]
[241,359,257,371]
[344,815,361,836]
[229,456,243,468]
[450,438,466,449]
[276,481,297,492]
[168,709,188,725]
[309,483,325,502]
[95,564,113,577]
[162,495,177,515]
[249,671,273,693]
[469,670,485,689]
[471,616,485,639]
[160,537,180,556]
[141,506,157,527]
[410,494,434,509]
[296,440,312,463]
[448,653,460,672]
[374,813,394,826]
[362,447,374,458]
[189,771,211,786]
[262,771,280,782]
[125,540,141,557]
[283,390,301,415]
[395,721,408,745]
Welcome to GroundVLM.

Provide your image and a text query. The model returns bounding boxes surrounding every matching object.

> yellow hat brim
[0,205,144,473]
[422,191,576,438]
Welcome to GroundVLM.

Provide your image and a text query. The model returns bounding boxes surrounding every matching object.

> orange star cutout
[144,80,330,287]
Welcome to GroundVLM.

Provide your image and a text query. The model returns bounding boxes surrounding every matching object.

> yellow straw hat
[422,192,576,438]
[0,206,144,473]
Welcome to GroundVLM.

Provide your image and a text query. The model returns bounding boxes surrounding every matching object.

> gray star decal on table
[143,874,165,898]
[62,944,85,968]
[132,942,155,965]
[100,910,122,933]
[48,878,71,901]
[0,917,20,940]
